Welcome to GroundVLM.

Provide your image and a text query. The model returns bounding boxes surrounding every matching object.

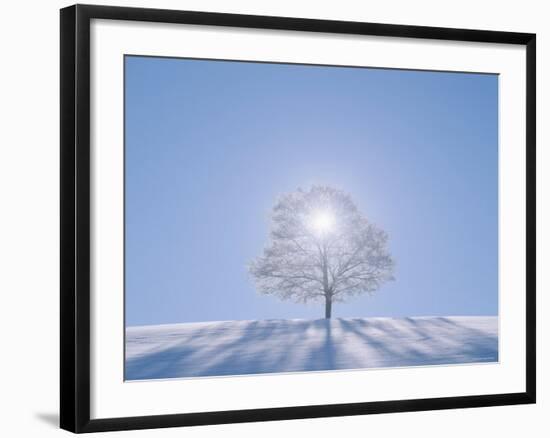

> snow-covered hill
[125,316,498,380]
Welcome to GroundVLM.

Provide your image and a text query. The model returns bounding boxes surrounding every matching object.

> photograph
[124,55,499,381]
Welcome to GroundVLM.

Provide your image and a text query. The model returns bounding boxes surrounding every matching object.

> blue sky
[125,56,498,327]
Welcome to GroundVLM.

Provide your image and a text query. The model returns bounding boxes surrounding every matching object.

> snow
[125,316,498,380]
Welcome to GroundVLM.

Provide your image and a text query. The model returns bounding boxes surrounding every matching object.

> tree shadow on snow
[125,317,498,380]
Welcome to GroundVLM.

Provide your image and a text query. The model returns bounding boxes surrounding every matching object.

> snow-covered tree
[249,186,395,319]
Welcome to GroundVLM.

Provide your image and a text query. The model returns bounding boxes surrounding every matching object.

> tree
[249,186,395,319]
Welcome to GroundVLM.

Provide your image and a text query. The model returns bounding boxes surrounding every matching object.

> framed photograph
[60,4,536,433]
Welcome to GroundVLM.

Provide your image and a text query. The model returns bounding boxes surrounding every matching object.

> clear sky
[125,55,498,327]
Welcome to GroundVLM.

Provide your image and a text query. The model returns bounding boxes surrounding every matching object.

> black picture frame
[60,4,536,433]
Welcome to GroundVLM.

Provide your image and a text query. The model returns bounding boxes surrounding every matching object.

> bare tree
[249,186,395,319]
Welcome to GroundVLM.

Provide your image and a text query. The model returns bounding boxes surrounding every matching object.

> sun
[310,211,335,235]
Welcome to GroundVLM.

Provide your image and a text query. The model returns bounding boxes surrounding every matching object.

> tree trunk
[325,296,332,319]
[321,245,332,319]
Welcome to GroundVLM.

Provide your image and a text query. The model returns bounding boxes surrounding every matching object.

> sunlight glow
[310,211,335,235]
